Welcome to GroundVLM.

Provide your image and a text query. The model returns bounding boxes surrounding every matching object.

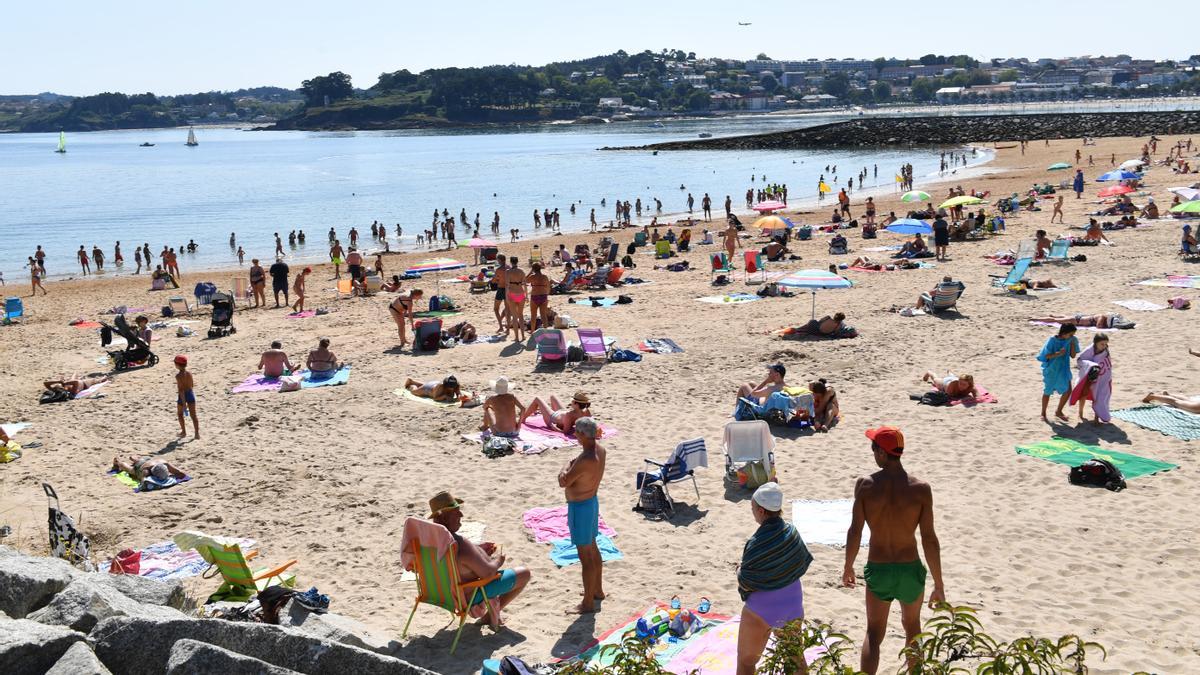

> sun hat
[489,377,511,395]
[751,482,784,512]
[428,491,465,518]
[866,426,905,456]
[572,391,590,406]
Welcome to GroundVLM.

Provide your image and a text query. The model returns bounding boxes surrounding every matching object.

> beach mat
[300,366,350,388]
[549,534,623,567]
[945,384,998,407]
[395,387,466,408]
[1015,437,1178,479]
[569,297,619,307]
[1029,321,1119,333]
[523,505,617,543]
[109,470,192,493]
[791,499,870,547]
[558,604,729,670]
[99,537,255,581]
[1112,405,1200,441]
[696,293,761,305]
[1113,299,1166,312]
[412,310,462,318]
[1137,275,1200,288]
[462,418,619,454]
[231,374,282,394]
[637,337,684,354]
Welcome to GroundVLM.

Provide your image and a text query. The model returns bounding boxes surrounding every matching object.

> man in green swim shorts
[842,426,945,674]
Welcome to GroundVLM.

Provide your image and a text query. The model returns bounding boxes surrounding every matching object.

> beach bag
[740,461,770,489]
[100,325,114,346]
[633,483,673,519]
[616,295,633,304]
[1110,314,1136,330]
[39,388,72,404]
[610,349,642,363]
[43,483,91,566]
[161,305,174,317]
[567,345,584,362]
[669,609,704,638]
[499,656,537,675]
[279,375,302,392]
[437,294,456,311]
[482,436,516,459]
[621,254,636,268]
[1069,458,1126,492]
[918,391,951,407]
[109,548,141,575]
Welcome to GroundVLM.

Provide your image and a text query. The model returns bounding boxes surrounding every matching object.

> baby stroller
[207,292,236,338]
[100,314,158,371]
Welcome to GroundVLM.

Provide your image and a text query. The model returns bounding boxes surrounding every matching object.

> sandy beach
[2,134,1198,674]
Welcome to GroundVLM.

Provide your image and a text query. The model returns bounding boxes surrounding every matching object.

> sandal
[697,597,711,614]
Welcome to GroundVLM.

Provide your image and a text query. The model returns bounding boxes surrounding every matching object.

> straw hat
[572,391,590,406]
[428,491,465,518]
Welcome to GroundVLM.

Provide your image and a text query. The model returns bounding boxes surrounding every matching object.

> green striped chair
[200,542,297,603]
[401,526,500,654]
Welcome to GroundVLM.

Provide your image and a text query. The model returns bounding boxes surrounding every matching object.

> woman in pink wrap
[1071,335,1112,424]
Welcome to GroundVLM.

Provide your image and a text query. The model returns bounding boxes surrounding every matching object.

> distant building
[598,97,623,108]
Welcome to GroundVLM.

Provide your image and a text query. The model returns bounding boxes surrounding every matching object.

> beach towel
[412,310,462,318]
[523,505,617,543]
[1,422,29,438]
[696,293,761,305]
[945,385,998,407]
[399,520,486,582]
[1026,286,1072,295]
[1112,299,1166,312]
[1137,275,1200,288]
[231,374,283,394]
[462,335,506,345]
[74,381,108,399]
[395,387,468,408]
[100,537,255,581]
[462,418,618,455]
[1015,437,1178,479]
[637,338,685,354]
[284,310,316,319]
[1,441,21,463]
[549,534,623,567]
[778,322,859,339]
[862,245,902,252]
[571,297,619,307]
[1029,321,1118,333]
[523,415,620,443]
[790,499,870,547]
[70,320,102,329]
[1112,405,1200,441]
[109,470,192,493]
[299,366,350,388]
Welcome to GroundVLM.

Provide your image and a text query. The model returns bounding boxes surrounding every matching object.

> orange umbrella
[1097,185,1134,198]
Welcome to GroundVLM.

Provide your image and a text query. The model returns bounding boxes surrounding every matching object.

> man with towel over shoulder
[736,482,812,675]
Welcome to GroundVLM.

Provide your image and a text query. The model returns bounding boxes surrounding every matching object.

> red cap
[173,355,188,366]
[865,426,904,456]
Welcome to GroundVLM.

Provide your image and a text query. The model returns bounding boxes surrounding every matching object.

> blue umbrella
[886,219,932,235]
[1099,169,1139,181]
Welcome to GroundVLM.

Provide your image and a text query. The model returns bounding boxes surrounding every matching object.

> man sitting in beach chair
[918,276,965,314]
[654,240,672,259]
[828,233,849,255]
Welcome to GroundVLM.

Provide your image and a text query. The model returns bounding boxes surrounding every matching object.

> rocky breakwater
[606,111,1200,150]
[0,545,437,675]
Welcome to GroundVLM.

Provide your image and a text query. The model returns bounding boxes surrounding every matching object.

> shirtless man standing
[257,341,295,378]
[504,256,527,342]
[722,221,742,262]
[559,416,607,613]
[526,263,552,331]
[492,257,508,333]
[843,427,945,674]
[329,240,345,279]
[481,377,525,438]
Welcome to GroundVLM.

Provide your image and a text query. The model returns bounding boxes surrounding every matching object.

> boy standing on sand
[174,355,199,439]
[844,427,945,675]
[559,416,606,614]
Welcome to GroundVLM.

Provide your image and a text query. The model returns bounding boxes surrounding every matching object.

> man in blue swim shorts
[559,413,607,613]
[428,490,530,629]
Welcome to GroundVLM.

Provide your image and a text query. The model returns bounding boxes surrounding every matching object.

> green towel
[1015,437,1177,479]
[1111,405,1200,441]
[112,471,139,488]
[412,310,461,318]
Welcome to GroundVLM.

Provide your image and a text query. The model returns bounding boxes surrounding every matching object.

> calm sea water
[0,114,970,278]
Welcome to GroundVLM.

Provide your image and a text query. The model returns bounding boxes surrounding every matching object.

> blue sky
[4,0,1196,95]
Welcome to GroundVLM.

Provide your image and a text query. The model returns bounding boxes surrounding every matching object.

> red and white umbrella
[752,200,787,213]
[1097,185,1134,198]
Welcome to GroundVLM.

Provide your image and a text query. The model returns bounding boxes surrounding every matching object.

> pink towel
[399,517,454,571]
[523,505,617,543]
[285,310,316,319]
[945,385,998,407]
[231,374,282,394]
[521,417,619,442]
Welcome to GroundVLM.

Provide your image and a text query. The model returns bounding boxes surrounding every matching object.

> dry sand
[1,135,1198,674]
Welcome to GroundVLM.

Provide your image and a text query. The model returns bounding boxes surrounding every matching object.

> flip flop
[697,597,711,614]
[670,595,681,611]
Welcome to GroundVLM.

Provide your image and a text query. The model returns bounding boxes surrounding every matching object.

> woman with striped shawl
[736,482,813,674]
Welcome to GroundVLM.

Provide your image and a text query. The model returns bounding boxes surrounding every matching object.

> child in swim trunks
[174,355,199,439]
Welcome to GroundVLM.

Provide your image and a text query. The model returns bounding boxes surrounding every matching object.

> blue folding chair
[4,297,23,324]
[992,257,1032,290]
[636,438,707,504]
[1047,239,1070,262]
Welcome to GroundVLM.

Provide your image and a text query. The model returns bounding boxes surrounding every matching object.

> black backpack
[1069,458,1126,492]
[916,391,951,407]
[633,483,673,519]
[499,656,537,675]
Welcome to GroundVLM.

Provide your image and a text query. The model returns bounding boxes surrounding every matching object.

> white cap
[751,482,784,512]
[489,377,510,395]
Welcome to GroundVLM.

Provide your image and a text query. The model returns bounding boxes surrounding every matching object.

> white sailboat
[55,131,66,154]
[185,128,198,147]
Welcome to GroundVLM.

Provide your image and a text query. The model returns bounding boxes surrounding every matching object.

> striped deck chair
[921,283,965,314]
[636,438,707,504]
[576,327,610,367]
[711,252,734,280]
[168,296,191,316]
[401,518,500,653]
[200,542,297,603]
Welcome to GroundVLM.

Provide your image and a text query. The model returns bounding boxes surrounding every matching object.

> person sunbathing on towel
[110,455,186,482]
[258,341,295,378]
[922,372,978,399]
[519,391,591,432]
[480,377,525,438]
[43,374,109,397]
[800,313,846,336]
[851,256,884,270]
[1142,392,1200,414]
[405,375,462,403]
[305,338,342,377]
[738,363,786,403]
[1029,314,1121,329]
[428,491,531,629]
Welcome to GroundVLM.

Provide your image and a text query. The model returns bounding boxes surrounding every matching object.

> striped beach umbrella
[405,258,467,274]
[752,200,787,213]
[777,268,854,319]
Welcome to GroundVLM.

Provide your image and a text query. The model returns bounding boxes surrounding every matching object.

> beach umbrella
[900,190,930,202]
[464,237,497,248]
[754,215,794,234]
[752,200,787,213]
[1170,201,1200,214]
[1119,159,1145,170]
[1097,185,1134,198]
[777,268,854,319]
[939,195,985,209]
[885,219,932,235]
[1168,187,1200,201]
[405,257,467,292]
[1047,162,1072,171]
[1097,170,1140,182]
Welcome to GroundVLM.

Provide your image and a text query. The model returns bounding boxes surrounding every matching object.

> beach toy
[481,659,501,675]
[669,595,682,619]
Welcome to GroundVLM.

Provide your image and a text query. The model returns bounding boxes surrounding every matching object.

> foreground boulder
[44,641,112,675]
[0,548,78,617]
[89,572,187,609]
[166,639,300,675]
[0,618,85,675]
[90,616,437,675]
[28,576,188,632]
[281,599,404,655]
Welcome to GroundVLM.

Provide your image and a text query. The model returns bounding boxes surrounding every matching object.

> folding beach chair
[168,296,191,316]
[335,278,354,300]
[991,256,1033,290]
[606,267,625,286]
[533,329,568,366]
[921,283,965,314]
[634,231,648,247]
[636,438,707,504]
[232,277,250,302]
[42,483,90,565]
[722,421,776,485]
[654,240,672,259]
[711,252,734,280]
[1047,238,1071,262]
[4,297,24,324]
[744,251,766,283]
[576,327,610,367]
[198,541,297,603]
[1015,238,1037,260]
[529,245,543,267]
[606,242,619,264]
[587,266,612,290]
[401,518,501,654]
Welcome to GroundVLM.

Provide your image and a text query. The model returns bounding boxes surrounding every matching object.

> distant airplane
[738,22,752,26]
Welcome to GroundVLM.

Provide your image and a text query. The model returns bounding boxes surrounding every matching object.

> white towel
[790,499,870,547]
[1112,299,1165,312]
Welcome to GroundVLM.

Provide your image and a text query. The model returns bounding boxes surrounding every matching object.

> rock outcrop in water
[605,111,1200,150]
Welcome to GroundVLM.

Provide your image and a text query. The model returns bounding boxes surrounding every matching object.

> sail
[186,128,197,145]
[56,131,66,153]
